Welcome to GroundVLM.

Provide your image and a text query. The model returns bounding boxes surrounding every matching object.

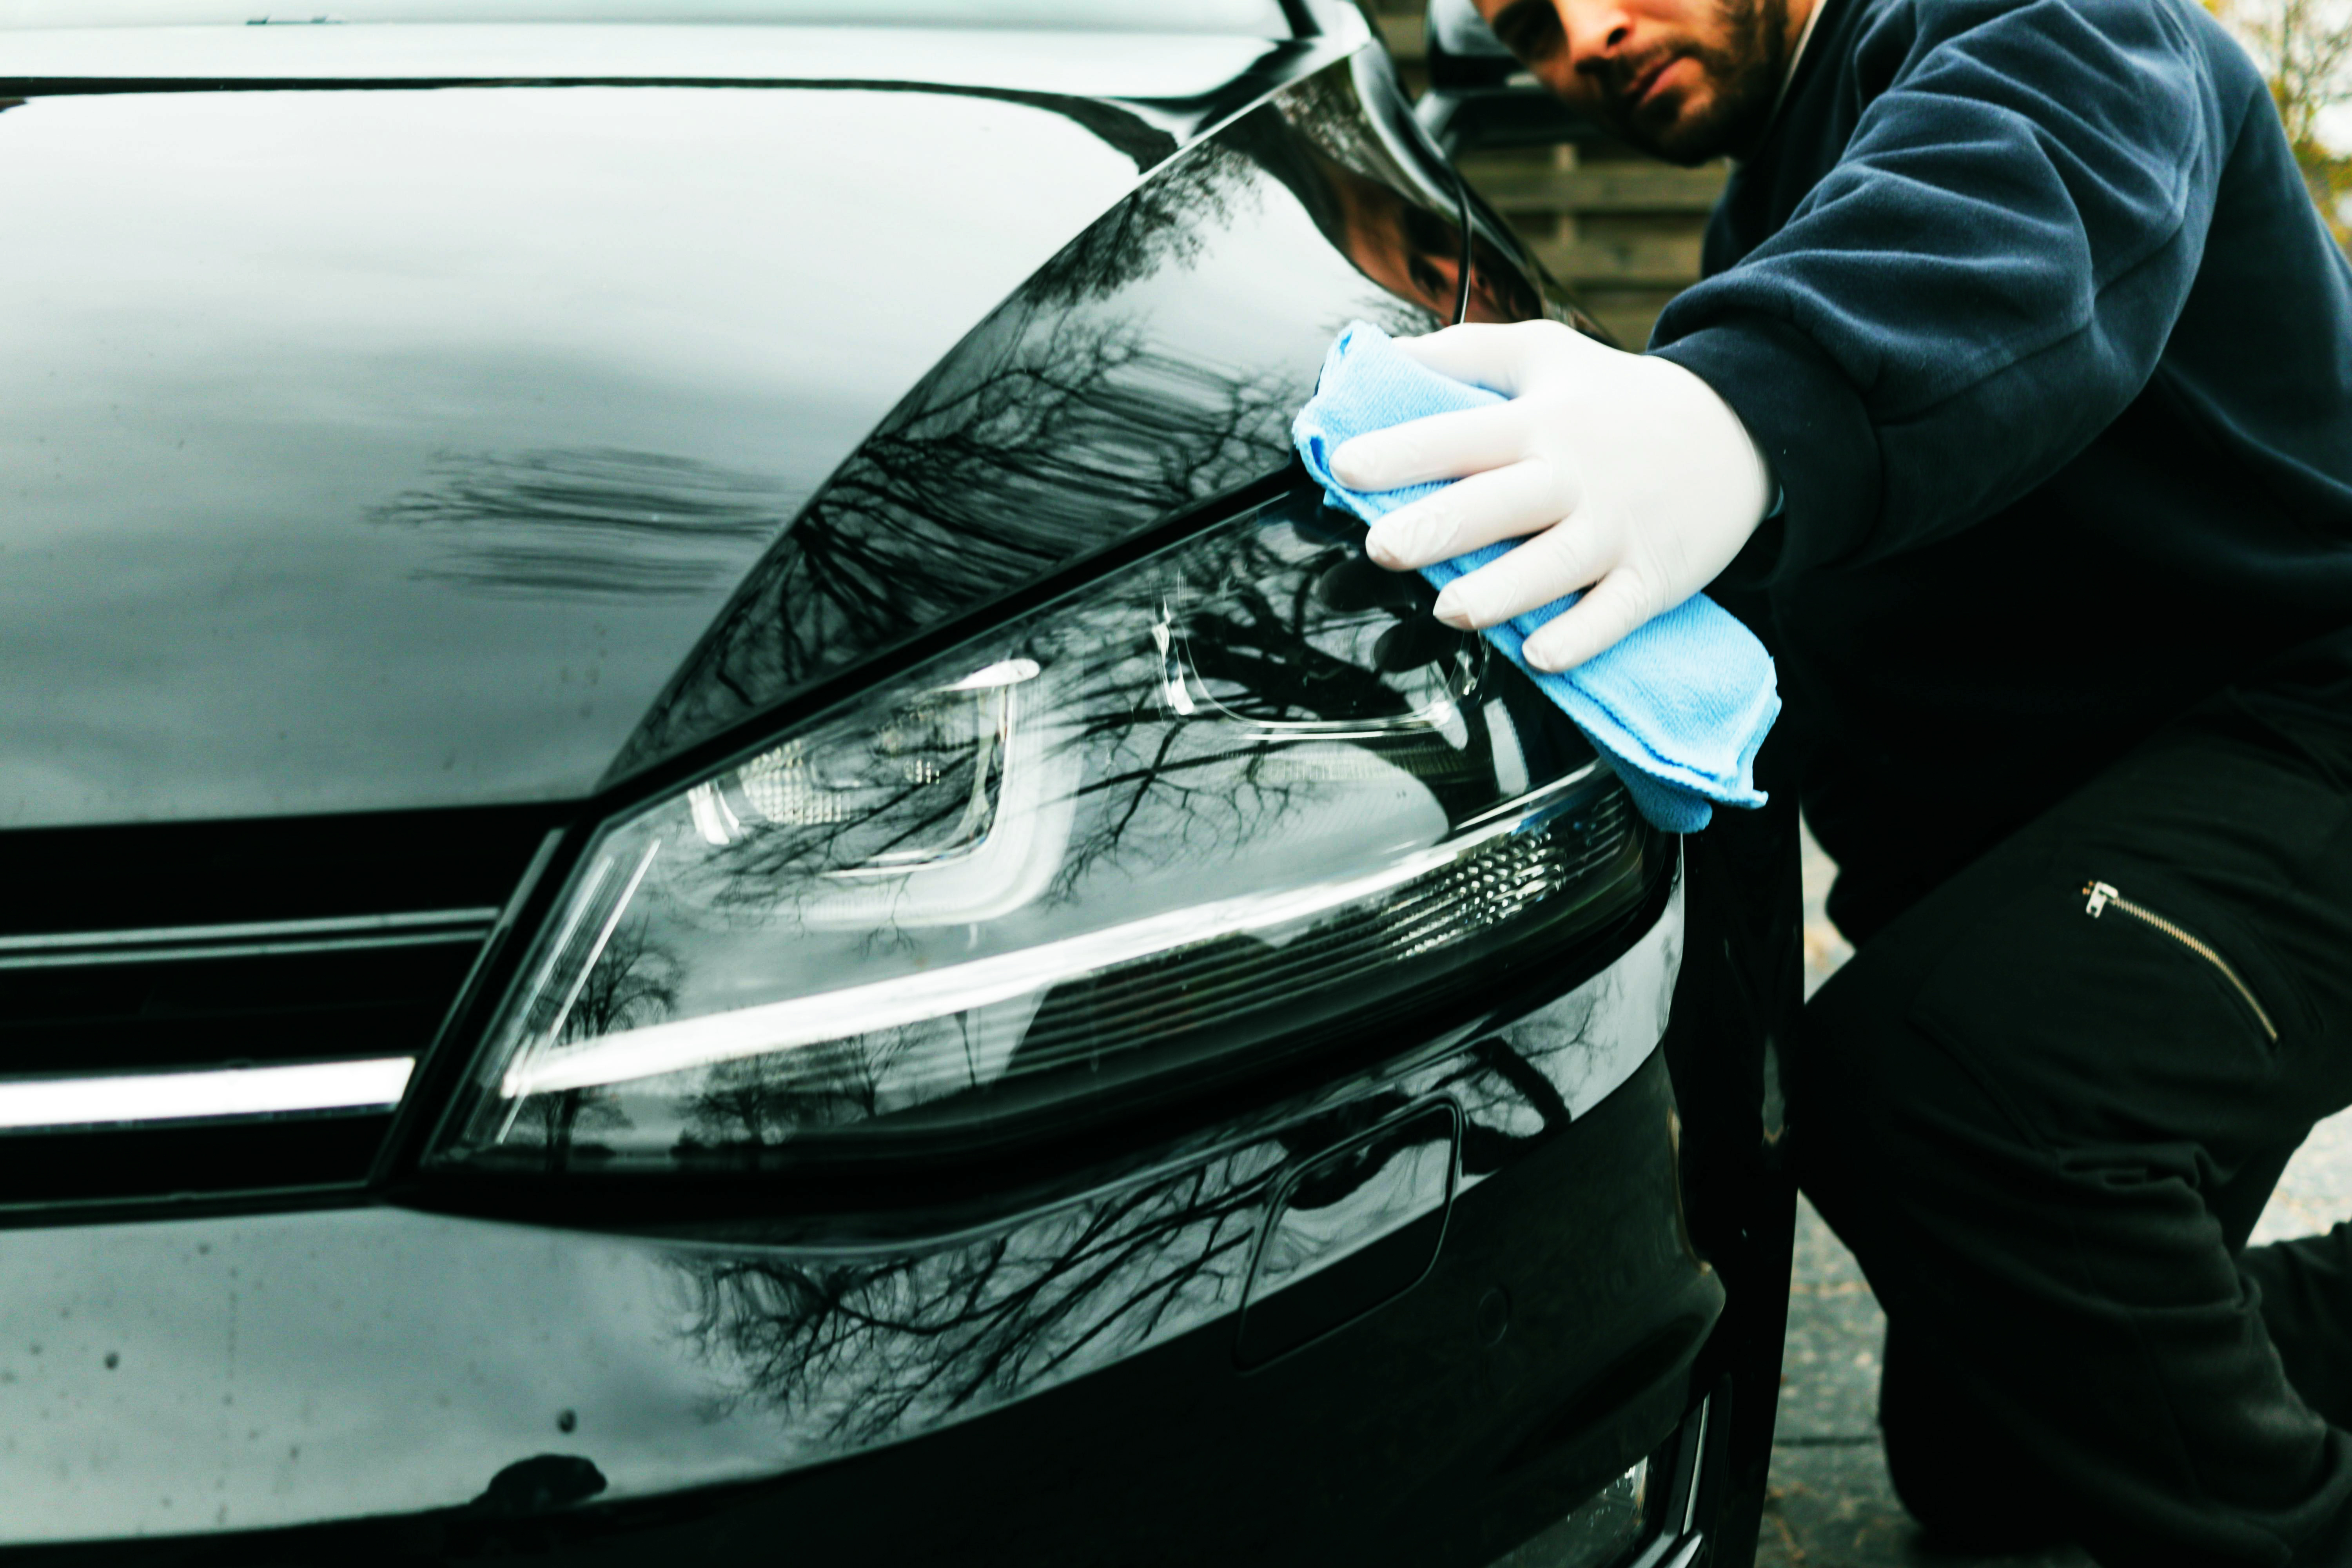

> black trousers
[1793,657,2352,1566]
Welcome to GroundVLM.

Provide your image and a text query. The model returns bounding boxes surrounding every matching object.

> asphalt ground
[1751,828,2352,1568]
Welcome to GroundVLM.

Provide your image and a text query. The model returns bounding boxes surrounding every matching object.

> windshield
[0,0,1296,29]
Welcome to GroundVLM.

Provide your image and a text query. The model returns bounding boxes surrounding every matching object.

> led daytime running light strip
[499,766,1607,1100]
[0,1058,416,1135]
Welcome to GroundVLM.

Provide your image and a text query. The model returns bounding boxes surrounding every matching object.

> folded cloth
[1290,319,1778,833]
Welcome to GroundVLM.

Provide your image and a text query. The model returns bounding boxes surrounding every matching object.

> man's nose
[1556,0,1637,73]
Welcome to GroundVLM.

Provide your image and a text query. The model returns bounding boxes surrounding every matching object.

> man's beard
[1586,0,1790,165]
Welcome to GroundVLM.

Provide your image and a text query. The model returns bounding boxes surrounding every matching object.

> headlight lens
[428,491,1661,1177]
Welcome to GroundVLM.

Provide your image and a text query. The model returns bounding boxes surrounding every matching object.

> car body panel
[0,878,1681,1543]
[610,53,1513,781]
[0,27,1381,830]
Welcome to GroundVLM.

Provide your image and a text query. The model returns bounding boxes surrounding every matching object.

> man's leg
[2248,1227,2352,1432]
[1872,1140,2305,1553]
[1793,701,2352,1566]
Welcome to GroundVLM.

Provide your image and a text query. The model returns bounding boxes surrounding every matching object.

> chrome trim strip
[0,908,499,970]
[0,929,491,972]
[0,1058,416,1135]
[1682,1394,1712,1534]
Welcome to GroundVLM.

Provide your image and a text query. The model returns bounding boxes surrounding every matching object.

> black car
[0,5,1801,1564]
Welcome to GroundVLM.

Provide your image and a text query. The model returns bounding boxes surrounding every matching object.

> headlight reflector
[429,492,1660,1176]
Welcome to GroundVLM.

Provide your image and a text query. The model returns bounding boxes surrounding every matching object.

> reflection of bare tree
[678,1147,1270,1442]
[508,921,677,1165]
[1041,518,1498,898]
[662,500,1495,929]
[1275,65,1429,201]
[1024,140,1261,308]
[665,1032,1598,1457]
[1222,82,1466,336]
[610,93,1400,779]
[677,1027,920,1156]
[790,317,1287,681]
[618,302,1296,777]
[516,1088,628,1169]
[600,63,1490,776]
[560,920,681,1042]
[370,447,790,600]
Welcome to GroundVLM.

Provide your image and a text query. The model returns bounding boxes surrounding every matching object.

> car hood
[0,25,1357,829]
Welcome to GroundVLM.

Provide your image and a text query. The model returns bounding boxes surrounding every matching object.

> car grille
[0,805,559,1217]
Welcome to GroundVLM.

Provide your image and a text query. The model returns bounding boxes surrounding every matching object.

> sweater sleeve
[1649,0,2237,576]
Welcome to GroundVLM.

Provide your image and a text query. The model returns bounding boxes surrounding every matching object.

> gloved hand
[1329,320,1775,673]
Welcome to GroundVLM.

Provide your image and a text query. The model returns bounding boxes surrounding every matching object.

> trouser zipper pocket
[2082,880,2279,1042]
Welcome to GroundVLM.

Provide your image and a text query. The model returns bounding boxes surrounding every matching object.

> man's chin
[1618,98,1734,166]
[1620,76,1786,164]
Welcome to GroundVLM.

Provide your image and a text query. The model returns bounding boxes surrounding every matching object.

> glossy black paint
[0,58,1327,828]
[1234,1098,1460,1367]
[608,53,1503,784]
[0,16,1801,1566]
[1660,760,1807,1565]
[0,897,1700,1559]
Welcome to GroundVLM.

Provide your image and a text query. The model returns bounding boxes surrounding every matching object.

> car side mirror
[1414,0,1592,156]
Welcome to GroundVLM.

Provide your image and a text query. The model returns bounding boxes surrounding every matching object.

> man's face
[1325,163,1532,323]
[1477,0,1792,165]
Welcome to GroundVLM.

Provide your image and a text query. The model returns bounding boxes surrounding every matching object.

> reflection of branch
[678,1155,1267,1443]
[615,139,1298,776]
[665,1035,1601,1457]
[660,496,1499,955]
[1469,1036,1574,1132]
[1447,1011,1613,1176]
[764,313,1290,685]
[370,447,788,600]
[505,920,675,1166]
[559,919,681,1043]
[608,75,1479,775]
[677,1029,921,1153]
[1024,140,1259,306]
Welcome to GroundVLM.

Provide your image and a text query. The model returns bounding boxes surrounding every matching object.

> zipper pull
[2083,880,2116,917]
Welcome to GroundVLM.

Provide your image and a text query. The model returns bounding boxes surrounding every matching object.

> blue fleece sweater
[1649,0,2352,933]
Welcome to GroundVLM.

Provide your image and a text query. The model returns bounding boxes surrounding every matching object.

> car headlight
[426,489,1662,1179]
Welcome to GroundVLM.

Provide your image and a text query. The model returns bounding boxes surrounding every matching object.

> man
[1328,0,2352,1561]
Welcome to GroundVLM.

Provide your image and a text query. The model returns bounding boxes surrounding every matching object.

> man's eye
[1490,0,1566,62]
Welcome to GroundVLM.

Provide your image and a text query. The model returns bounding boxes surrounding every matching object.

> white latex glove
[1331,320,1775,673]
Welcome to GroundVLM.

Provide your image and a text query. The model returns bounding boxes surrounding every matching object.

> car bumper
[0,870,1756,1567]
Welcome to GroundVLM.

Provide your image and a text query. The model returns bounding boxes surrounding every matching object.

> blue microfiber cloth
[1291,320,1778,833]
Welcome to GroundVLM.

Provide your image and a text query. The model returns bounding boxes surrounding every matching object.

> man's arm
[1332,0,2249,669]
[1652,0,2243,576]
